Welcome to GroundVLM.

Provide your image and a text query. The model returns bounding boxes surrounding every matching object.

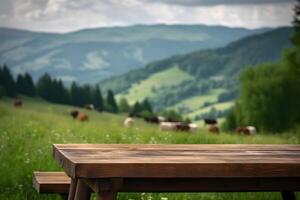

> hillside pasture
[0,97,299,200]
[117,66,194,104]
[169,88,225,111]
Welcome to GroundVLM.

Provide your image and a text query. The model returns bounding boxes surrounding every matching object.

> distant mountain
[100,27,292,119]
[0,24,269,84]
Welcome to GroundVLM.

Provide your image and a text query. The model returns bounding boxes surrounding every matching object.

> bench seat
[33,172,70,194]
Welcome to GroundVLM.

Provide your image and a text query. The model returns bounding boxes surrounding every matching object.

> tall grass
[0,97,299,200]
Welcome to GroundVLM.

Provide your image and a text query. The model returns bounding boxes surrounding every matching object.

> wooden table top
[53,144,300,179]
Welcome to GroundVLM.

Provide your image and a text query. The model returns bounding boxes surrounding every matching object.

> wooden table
[53,144,300,200]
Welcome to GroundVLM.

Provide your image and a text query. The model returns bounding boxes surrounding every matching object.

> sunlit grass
[117,66,194,104]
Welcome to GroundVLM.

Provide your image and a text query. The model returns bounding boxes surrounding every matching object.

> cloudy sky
[0,0,296,33]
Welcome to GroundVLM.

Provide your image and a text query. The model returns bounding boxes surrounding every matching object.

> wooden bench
[33,172,299,200]
[33,171,70,199]
[51,144,300,200]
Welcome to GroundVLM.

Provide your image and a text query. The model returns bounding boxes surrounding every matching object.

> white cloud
[0,0,295,32]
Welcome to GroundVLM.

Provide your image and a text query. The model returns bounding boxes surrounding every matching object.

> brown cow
[208,125,220,134]
[175,123,191,132]
[77,112,88,122]
[70,110,79,119]
[13,99,22,107]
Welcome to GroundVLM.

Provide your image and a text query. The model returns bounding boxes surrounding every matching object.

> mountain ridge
[0,24,270,83]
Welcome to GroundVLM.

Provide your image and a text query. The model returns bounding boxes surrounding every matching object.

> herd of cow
[13,100,256,135]
[124,116,256,135]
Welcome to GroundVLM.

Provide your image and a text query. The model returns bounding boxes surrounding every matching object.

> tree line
[0,66,154,116]
[223,0,300,132]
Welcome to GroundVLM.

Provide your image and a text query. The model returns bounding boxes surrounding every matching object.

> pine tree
[37,73,52,101]
[55,79,69,104]
[17,73,36,97]
[92,85,104,111]
[16,74,26,95]
[70,82,81,106]
[1,65,17,97]
[82,84,92,105]
[24,73,35,96]
[106,90,118,113]
[129,101,142,117]
[142,99,153,113]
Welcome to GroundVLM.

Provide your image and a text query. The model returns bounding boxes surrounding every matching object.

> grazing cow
[175,123,190,132]
[144,116,160,124]
[84,104,94,110]
[204,118,218,126]
[124,117,134,128]
[13,99,22,107]
[70,110,79,119]
[166,118,181,123]
[159,122,178,132]
[208,125,220,134]
[144,116,166,124]
[77,112,88,122]
[160,122,198,133]
[188,123,199,133]
[236,126,256,135]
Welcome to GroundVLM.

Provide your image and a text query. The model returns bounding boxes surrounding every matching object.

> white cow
[124,117,134,128]
[159,122,178,131]
[246,126,257,135]
[188,123,199,133]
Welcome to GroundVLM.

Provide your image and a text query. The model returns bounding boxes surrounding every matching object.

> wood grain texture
[33,172,70,194]
[52,144,300,178]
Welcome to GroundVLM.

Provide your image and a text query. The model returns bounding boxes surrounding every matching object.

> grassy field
[117,66,194,104]
[0,97,299,200]
[169,88,225,111]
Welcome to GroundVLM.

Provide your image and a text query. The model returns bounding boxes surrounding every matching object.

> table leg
[68,178,78,200]
[281,191,296,200]
[74,179,91,200]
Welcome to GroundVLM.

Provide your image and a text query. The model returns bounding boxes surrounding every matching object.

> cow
[144,116,160,124]
[188,123,199,133]
[208,124,220,134]
[70,110,79,119]
[77,112,88,122]
[247,126,257,135]
[236,126,256,135]
[160,122,198,133]
[204,118,218,126]
[144,116,166,124]
[84,104,94,110]
[159,122,178,132]
[124,117,134,128]
[13,99,22,107]
[175,123,190,132]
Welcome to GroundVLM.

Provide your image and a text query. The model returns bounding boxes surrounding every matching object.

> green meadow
[0,97,299,200]
[117,66,194,104]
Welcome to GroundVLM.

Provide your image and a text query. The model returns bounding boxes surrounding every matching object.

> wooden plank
[53,144,300,179]
[33,172,70,194]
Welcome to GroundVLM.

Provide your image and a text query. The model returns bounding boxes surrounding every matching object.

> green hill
[0,25,266,84]
[0,97,299,199]
[101,27,292,120]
